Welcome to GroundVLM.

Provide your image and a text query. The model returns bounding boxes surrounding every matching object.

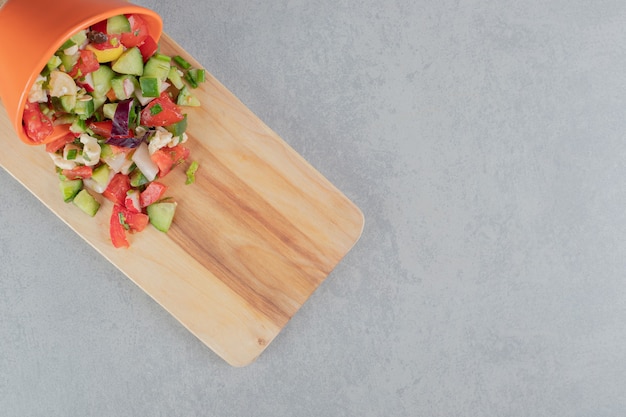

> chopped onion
[83,169,115,194]
[103,150,131,173]
[131,142,158,181]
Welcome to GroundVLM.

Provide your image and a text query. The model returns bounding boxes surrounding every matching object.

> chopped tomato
[140,181,167,207]
[150,150,173,177]
[62,166,93,180]
[68,49,100,78]
[45,133,76,153]
[103,173,131,205]
[90,20,108,34]
[125,211,149,232]
[151,145,190,177]
[140,92,185,127]
[110,204,130,248]
[88,120,113,138]
[124,190,141,213]
[23,101,53,143]
[120,14,149,48]
[109,204,149,247]
[138,35,158,62]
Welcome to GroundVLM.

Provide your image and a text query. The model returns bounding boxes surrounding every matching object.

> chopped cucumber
[70,30,87,47]
[139,76,161,97]
[165,114,188,137]
[167,67,184,90]
[55,114,76,126]
[144,54,171,81]
[73,189,100,217]
[147,201,177,232]
[102,103,118,120]
[47,55,62,72]
[70,118,87,134]
[92,95,108,111]
[111,75,136,100]
[177,86,200,107]
[107,15,131,34]
[91,164,110,188]
[75,96,94,119]
[58,38,77,52]
[59,179,83,202]
[188,68,205,84]
[59,94,77,112]
[100,143,114,159]
[112,47,144,76]
[91,65,115,98]
[129,169,149,188]
[59,52,78,73]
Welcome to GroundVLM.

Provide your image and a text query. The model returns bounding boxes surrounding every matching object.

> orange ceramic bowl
[0,0,162,145]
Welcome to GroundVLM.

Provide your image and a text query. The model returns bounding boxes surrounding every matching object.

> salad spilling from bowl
[24,13,204,248]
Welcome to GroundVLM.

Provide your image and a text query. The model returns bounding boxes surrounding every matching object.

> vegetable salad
[24,13,203,248]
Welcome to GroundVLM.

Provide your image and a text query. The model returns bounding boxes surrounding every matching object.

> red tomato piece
[120,14,149,48]
[150,145,190,177]
[103,173,131,205]
[23,101,53,143]
[62,166,93,180]
[45,133,76,153]
[125,211,149,232]
[88,120,113,138]
[124,191,141,213]
[150,149,174,177]
[138,35,158,62]
[140,92,185,127]
[110,204,130,248]
[140,181,167,207]
[90,20,108,34]
[169,145,190,164]
[68,49,100,78]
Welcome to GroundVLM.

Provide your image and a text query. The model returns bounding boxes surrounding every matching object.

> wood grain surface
[0,33,364,366]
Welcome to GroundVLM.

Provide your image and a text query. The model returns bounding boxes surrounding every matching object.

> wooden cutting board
[0,33,364,366]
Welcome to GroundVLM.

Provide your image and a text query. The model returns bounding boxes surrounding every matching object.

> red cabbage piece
[111,98,134,138]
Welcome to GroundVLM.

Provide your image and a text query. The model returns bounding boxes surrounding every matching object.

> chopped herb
[118,211,130,230]
[173,55,192,70]
[150,104,163,115]
[184,71,198,88]
[66,149,78,160]
[185,161,199,185]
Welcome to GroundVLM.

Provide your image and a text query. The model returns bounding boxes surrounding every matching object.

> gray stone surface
[3,0,626,415]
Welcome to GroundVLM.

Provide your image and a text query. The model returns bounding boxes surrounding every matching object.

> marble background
[3,0,626,415]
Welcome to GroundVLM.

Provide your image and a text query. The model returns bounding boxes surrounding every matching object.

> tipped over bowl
[0,0,162,145]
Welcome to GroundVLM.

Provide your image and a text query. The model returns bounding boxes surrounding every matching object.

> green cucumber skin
[112,47,144,77]
[91,164,110,187]
[59,179,83,203]
[139,76,161,97]
[107,15,131,35]
[165,114,188,137]
[147,202,177,232]
[144,56,171,81]
[75,97,95,119]
[73,189,100,217]
[177,86,201,107]
[91,65,115,98]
